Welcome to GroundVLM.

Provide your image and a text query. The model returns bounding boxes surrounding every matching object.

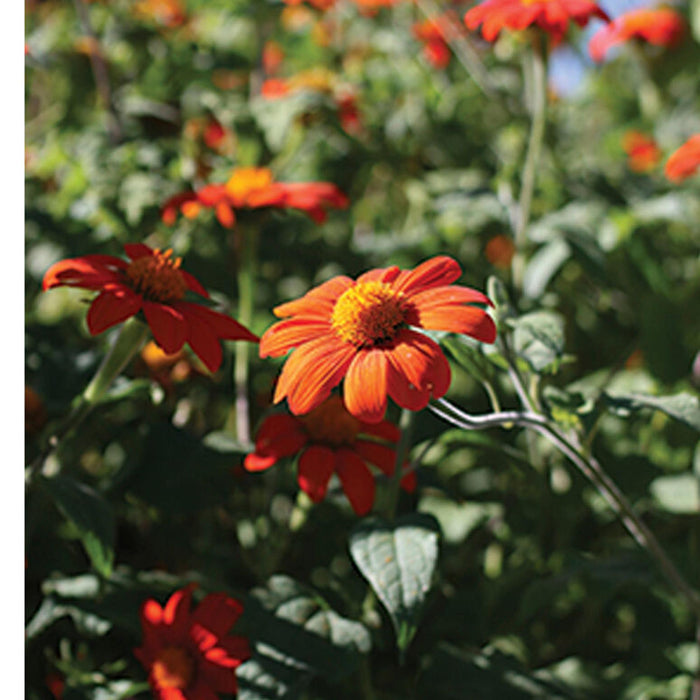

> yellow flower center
[299,395,361,446]
[125,249,188,303]
[331,281,408,347]
[225,167,274,204]
[151,646,195,690]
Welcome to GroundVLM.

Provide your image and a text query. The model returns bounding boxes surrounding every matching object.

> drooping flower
[245,395,414,515]
[134,585,250,700]
[622,130,662,173]
[464,0,609,43]
[588,7,684,62]
[42,244,258,373]
[664,134,700,182]
[161,167,349,229]
[413,15,454,69]
[259,256,496,423]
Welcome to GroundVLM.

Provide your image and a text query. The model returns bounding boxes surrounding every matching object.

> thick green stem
[382,409,415,521]
[26,318,148,481]
[512,38,548,293]
[232,226,257,446]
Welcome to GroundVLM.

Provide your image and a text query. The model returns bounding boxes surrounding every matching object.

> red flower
[161,167,349,229]
[664,134,700,183]
[134,585,250,700]
[622,130,662,173]
[464,0,609,43]
[42,244,258,373]
[259,256,496,423]
[413,15,453,69]
[245,395,415,515]
[588,7,684,62]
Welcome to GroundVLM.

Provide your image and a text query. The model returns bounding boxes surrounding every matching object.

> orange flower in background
[413,15,455,69]
[245,395,415,515]
[133,0,187,28]
[137,341,196,386]
[282,0,337,9]
[134,585,250,700]
[588,7,684,62]
[260,256,496,423]
[25,386,48,436]
[162,166,349,229]
[464,0,609,43]
[262,40,285,75]
[664,134,700,182]
[622,131,662,173]
[485,234,516,269]
[42,244,258,373]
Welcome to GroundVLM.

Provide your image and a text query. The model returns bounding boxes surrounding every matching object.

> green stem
[26,318,148,481]
[232,226,257,447]
[512,36,548,293]
[383,409,415,521]
[429,397,700,619]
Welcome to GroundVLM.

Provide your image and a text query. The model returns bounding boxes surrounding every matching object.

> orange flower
[484,234,516,269]
[664,134,700,183]
[25,386,48,436]
[262,40,285,75]
[162,167,349,229]
[134,585,250,700]
[588,7,684,62]
[42,244,258,373]
[259,256,496,423]
[245,395,414,515]
[138,341,195,385]
[622,131,662,173]
[464,0,609,43]
[132,0,187,27]
[413,15,454,69]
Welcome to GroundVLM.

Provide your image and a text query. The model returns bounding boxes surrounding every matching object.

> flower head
[245,395,414,515]
[664,134,700,183]
[42,244,258,373]
[622,130,662,173]
[134,585,250,700]
[162,167,349,229]
[588,7,684,62]
[464,0,609,43]
[413,15,454,69]
[259,256,496,423]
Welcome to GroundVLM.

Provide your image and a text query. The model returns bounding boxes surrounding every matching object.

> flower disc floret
[124,248,187,303]
[151,646,195,689]
[331,282,408,347]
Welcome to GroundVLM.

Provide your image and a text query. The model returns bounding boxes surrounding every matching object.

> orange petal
[335,448,375,515]
[343,349,389,423]
[86,289,142,335]
[411,304,497,343]
[297,446,335,502]
[272,276,353,319]
[143,301,188,355]
[259,318,332,358]
[394,255,462,294]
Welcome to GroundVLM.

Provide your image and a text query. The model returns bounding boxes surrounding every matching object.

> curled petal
[394,255,462,294]
[42,255,126,291]
[244,414,308,471]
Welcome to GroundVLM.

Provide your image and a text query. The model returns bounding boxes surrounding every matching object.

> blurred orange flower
[260,256,496,423]
[162,166,349,228]
[134,585,250,700]
[413,15,454,69]
[133,0,187,28]
[245,395,414,515]
[262,40,285,75]
[485,235,516,269]
[589,7,684,62]
[26,386,47,436]
[42,244,258,373]
[664,134,700,183]
[464,0,609,43]
[622,131,661,173]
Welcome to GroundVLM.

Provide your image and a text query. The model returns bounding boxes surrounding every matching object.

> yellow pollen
[299,396,361,447]
[151,646,195,689]
[125,249,187,303]
[225,167,274,203]
[331,281,407,347]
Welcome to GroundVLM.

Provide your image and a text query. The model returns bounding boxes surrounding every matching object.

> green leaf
[237,575,371,700]
[348,514,440,658]
[603,392,700,432]
[442,334,495,381]
[523,237,571,299]
[650,474,700,514]
[40,475,115,578]
[25,596,113,640]
[510,311,567,374]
